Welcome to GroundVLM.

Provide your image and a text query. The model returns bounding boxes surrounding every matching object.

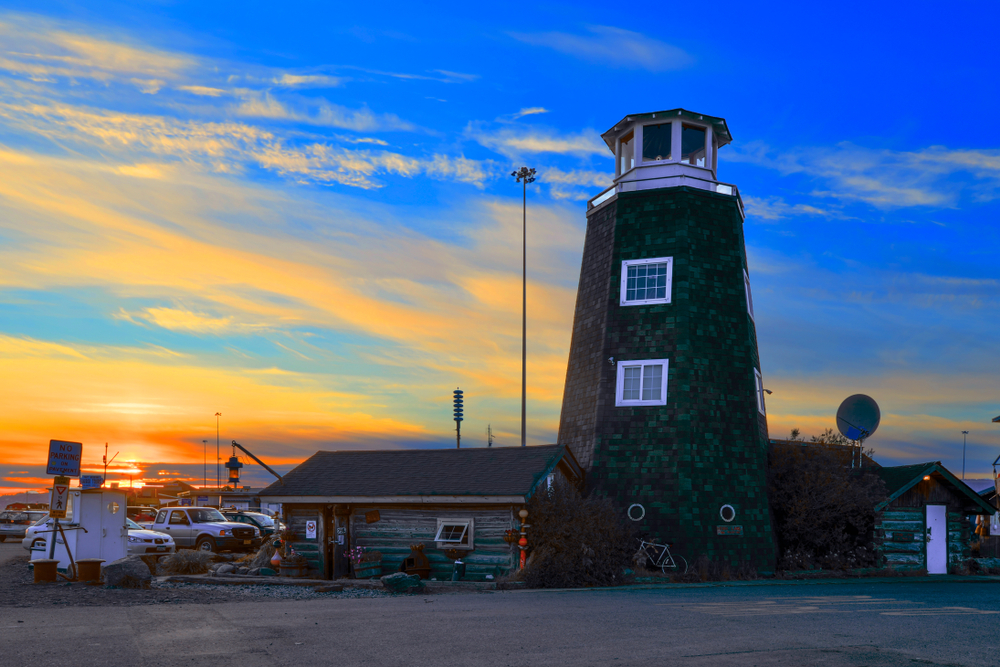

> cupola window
[620,131,635,173]
[681,124,707,167]
[642,122,672,162]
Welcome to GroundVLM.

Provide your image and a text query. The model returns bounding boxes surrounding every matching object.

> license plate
[156,546,166,551]
[244,539,251,545]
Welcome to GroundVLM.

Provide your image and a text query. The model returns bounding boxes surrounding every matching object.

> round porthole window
[627,504,645,521]
[719,504,736,522]
[107,502,120,515]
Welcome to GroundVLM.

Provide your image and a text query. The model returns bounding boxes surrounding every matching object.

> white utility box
[36,488,128,571]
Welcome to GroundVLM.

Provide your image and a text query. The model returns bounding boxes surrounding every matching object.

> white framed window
[744,269,754,321]
[434,518,474,550]
[754,369,766,415]
[616,359,669,407]
[620,257,673,306]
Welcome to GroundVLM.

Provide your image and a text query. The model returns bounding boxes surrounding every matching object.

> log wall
[349,506,516,581]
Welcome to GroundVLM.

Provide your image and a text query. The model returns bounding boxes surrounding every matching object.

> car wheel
[196,537,216,552]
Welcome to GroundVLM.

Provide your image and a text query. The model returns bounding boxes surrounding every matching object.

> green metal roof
[601,108,733,153]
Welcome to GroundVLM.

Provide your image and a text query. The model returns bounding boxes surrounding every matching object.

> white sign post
[46,440,83,477]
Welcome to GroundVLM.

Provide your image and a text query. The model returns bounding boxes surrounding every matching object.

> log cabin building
[873,462,996,573]
[259,444,583,580]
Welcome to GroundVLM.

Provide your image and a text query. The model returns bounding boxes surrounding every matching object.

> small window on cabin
[682,124,706,167]
[156,510,167,524]
[434,518,474,549]
[642,122,672,162]
[620,131,635,174]
[169,510,189,525]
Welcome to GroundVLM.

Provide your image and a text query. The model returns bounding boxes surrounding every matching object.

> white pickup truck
[144,507,260,553]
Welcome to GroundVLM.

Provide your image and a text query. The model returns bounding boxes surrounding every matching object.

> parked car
[22,516,176,556]
[127,506,159,523]
[21,514,52,551]
[146,507,260,552]
[0,510,48,542]
[221,510,281,538]
[125,518,176,556]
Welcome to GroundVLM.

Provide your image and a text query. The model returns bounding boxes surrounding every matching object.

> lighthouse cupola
[602,108,733,196]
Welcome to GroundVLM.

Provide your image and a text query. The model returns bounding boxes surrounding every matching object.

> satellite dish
[836,394,880,441]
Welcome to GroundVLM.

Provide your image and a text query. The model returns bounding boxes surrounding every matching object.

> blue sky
[0,1,998,491]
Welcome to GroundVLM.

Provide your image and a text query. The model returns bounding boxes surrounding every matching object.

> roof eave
[600,108,733,153]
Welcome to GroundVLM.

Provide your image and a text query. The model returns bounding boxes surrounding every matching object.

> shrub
[160,549,212,574]
[768,442,887,571]
[521,481,636,588]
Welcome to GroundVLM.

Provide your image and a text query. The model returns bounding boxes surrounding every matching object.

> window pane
[642,122,671,161]
[436,524,468,541]
[620,131,634,173]
[624,262,669,302]
[682,125,706,167]
[623,367,641,400]
[642,364,662,401]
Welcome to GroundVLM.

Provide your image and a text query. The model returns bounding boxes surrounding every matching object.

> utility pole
[203,439,207,488]
[962,430,969,480]
[215,412,222,488]
[512,167,536,447]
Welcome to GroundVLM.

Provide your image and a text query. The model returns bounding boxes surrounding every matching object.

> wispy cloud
[469,124,607,159]
[272,73,344,88]
[731,141,1000,209]
[510,25,693,72]
[742,195,840,221]
[540,167,613,200]
[511,107,549,120]
[0,14,192,87]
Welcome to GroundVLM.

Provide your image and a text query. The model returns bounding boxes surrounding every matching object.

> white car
[23,516,176,556]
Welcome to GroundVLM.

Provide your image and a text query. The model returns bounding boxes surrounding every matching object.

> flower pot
[353,560,382,579]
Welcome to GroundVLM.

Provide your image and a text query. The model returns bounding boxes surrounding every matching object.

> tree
[767,442,887,570]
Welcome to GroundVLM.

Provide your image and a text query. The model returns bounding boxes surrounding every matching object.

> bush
[160,549,212,574]
[520,481,636,588]
[768,443,887,571]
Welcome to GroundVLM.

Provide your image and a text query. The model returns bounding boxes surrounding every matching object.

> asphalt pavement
[2,540,999,667]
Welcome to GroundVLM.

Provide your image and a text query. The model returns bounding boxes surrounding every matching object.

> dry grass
[160,549,212,575]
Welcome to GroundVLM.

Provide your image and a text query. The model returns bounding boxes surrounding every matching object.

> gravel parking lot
[0,539,392,606]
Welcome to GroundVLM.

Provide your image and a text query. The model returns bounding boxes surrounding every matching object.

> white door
[926,505,947,574]
[99,492,127,562]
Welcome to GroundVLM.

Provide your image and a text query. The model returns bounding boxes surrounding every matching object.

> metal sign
[80,475,103,489]
[46,439,83,477]
[49,476,70,519]
[306,520,317,539]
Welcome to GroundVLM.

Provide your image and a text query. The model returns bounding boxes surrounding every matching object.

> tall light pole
[512,166,536,447]
[962,430,970,480]
[202,439,207,488]
[215,412,222,488]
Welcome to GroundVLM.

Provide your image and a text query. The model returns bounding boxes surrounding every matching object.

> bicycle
[636,538,688,575]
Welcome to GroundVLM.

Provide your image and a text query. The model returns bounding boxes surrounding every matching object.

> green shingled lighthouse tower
[557,109,776,570]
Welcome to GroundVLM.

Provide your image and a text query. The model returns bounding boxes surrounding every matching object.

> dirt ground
[0,544,389,607]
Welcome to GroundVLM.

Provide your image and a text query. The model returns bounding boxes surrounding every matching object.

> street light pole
[512,166,536,447]
[215,412,222,488]
[962,430,969,480]
[202,439,207,488]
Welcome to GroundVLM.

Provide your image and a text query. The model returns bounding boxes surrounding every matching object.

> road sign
[306,520,317,539]
[80,475,103,489]
[46,439,83,477]
[49,476,70,519]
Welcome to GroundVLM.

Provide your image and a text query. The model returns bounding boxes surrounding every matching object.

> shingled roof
[259,444,579,500]
[873,461,997,514]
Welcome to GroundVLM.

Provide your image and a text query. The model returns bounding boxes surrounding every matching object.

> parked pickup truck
[144,507,260,553]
